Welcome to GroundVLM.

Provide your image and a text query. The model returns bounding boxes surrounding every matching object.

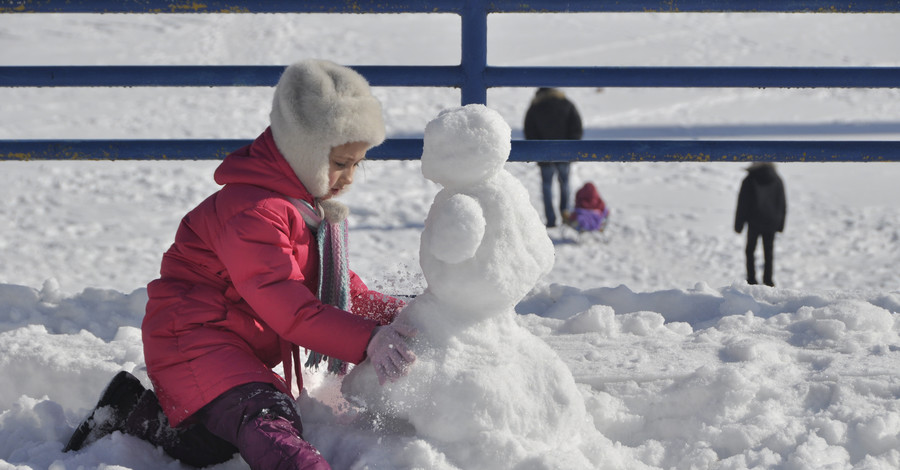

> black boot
[123,389,240,468]
[64,371,146,452]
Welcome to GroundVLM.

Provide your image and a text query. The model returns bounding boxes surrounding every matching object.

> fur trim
[531,87,567,105]
[270,59,386,198]
[747,161,775,171]
[319,199,349,223]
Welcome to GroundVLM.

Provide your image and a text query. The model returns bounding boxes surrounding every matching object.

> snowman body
[420,169,553,315]
[342,105,596,469]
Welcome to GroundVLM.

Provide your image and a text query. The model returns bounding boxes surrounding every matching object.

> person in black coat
[735,162,787,286]
[524,88,583,227]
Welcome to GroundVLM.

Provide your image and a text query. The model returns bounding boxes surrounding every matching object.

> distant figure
[524,87,583,227]
[565,182,609,233]
[735,162,787,287]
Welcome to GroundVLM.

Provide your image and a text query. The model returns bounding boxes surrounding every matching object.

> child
[63,59,417,470]
[566,182,609,232]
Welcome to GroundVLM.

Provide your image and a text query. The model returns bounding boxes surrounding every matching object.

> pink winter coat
[143,128,403,427]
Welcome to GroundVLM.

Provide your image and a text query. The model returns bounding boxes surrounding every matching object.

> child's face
[323,141,368,200]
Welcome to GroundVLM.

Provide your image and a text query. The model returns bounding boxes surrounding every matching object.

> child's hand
[367,323,417,385]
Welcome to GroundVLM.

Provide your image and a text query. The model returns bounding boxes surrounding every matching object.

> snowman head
[421,104,511,190]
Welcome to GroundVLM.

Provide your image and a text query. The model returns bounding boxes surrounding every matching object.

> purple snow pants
[123,382,331,470]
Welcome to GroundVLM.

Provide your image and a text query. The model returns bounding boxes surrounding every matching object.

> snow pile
[2,281,899,469]
[518,284,900,470]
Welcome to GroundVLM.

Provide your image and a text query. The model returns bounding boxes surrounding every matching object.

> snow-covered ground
[1,11,899,470]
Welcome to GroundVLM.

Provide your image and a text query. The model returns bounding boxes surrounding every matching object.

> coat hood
[575,182,604,211]
[746,162,779,185]
[214,128,315,204]
[532,87,567,105]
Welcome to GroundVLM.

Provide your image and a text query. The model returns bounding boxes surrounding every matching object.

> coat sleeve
[348,271,406,325]
[776,177,787,232]
[214,203,376,364]
[524,106,538,140]
[734,178,750,233]
[567,103,583,140]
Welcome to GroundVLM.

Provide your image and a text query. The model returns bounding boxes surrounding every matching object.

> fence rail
[5,65,900,89]
[3,0,900,13]
[2,0,899,162]
[4,139,895,163]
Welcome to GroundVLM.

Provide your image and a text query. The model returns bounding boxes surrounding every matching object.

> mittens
[366,323,417,385]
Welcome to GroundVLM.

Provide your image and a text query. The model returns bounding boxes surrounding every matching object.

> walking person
[63,59,417,469]
[523,87,583,227]
[735,162,787,287]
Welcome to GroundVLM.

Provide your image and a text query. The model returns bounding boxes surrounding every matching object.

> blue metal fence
[2,0,899,162]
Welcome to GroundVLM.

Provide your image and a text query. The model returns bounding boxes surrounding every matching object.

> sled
[561,208,610,244]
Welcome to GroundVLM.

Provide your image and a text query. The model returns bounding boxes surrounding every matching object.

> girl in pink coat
[63,59,417,469]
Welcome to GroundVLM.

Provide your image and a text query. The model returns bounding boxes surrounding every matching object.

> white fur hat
[270,59,386,197]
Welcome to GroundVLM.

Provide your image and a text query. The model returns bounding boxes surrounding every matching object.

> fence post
[460,0,488,105]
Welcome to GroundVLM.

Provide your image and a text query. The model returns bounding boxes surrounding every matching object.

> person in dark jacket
[735,162,787,287]
[524,88,583,227]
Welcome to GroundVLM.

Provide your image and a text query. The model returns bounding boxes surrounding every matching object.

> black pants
[745,227,776,286]
[123,382,327,469]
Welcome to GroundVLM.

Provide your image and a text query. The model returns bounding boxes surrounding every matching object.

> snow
[2,11,900,470]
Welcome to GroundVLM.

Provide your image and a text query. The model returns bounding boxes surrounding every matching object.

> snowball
[421,193,484,264]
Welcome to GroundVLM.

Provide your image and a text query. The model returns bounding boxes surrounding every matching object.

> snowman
[342,105,602,469]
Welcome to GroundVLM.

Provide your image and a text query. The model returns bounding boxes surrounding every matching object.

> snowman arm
[424,193,485,264]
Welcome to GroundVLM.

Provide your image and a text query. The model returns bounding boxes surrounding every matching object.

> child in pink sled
[565,182,609,232]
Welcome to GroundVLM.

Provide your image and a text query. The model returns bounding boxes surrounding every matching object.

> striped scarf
[292,198,352,374]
